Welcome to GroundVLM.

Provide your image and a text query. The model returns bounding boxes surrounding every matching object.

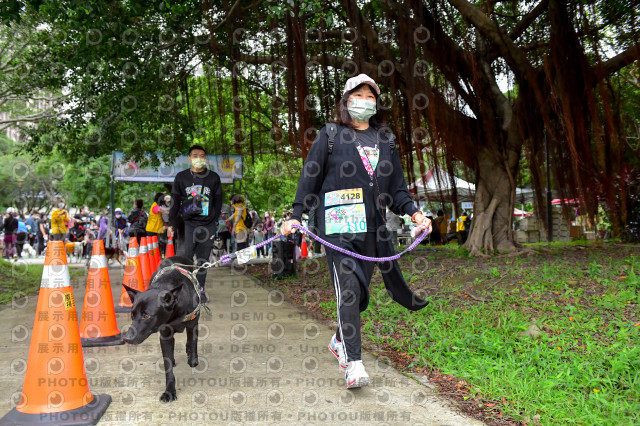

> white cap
[343,74,380,96]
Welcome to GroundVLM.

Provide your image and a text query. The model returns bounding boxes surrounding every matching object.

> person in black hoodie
[168,145,223,303]
[127,199,147,246]
[2,208,18,259]
[282,74,431,389]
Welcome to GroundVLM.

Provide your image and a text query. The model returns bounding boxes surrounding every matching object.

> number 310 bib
[324,188,367,235]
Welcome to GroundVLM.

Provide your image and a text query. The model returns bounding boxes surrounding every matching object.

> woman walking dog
[283,74,430,388]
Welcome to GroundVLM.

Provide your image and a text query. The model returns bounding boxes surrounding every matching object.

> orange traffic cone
[301,236,308,258]
[115,237,145,313]
[138,236,152,291]
[146,237,157,272]
[79,240,124,347]
[151,235,161,270]
[165,236,175,257]
[0,241,111,425]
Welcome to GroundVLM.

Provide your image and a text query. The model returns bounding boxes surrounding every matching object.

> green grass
[0,259,86,305]
[289,243,640,425]
[364,251,640,424]
[0,259,46,305]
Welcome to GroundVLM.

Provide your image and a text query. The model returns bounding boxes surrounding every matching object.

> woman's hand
[413,212,431,229]
[282,219,300,235]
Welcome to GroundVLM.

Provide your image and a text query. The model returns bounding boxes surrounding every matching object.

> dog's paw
[188,357,199,368]
[159,390,177,402]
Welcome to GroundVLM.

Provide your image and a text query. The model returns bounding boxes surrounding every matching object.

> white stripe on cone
[41,265,71,289]
[89,254,108,269]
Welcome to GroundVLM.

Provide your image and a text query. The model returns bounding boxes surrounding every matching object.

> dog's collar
[152,264,210,323]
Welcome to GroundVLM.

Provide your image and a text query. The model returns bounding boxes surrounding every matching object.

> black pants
[37,234,45,255]
[183,223,216,290]
[218,230,231,253]
[16,232,27,257]
[325,232,377,362]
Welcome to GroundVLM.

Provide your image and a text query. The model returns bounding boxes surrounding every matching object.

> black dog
[122,255,201,402]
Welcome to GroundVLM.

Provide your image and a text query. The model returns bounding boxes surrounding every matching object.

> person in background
[457,210,469,244]
[97,206,110,242]
[227,194,249,251]
[421,215,443,245]
[160,195,172,254]
[114,207,128,251]
[69,215,86,243]
[250,210,261,231]
[50,198,70,241]
[254,223,265,257]
[37,212,48,256]
[25,211,38,248]
[127,199,148,246]
[217,203,233,254]
[146,192,170,257]
[435,209,448,244]
[168,144,223,303]
[2,208,18,259]
[15,213,27,258]
[263,211,275,253]
[79,205,90,223]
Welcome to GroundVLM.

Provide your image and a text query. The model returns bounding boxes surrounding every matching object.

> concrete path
[0,263,484,425]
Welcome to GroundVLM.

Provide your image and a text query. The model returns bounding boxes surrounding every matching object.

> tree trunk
[465,145,520,255]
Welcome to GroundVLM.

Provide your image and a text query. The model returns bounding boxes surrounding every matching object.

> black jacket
[127,208,148,232]
[292,124,419,243]
[169,168,223,227]
[292,124,427,312]
[3,216,17,235]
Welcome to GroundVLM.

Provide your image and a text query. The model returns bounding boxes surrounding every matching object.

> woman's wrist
[411,211,422,223]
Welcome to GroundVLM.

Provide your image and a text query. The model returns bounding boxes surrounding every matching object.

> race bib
[325,188,363,207]
[325,204,367,235]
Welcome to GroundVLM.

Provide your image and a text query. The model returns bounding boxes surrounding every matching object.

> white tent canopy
[408,166,537,204]
[408,166,476,203]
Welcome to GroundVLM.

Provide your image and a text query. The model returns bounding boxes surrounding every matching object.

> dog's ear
[123,284,140,303]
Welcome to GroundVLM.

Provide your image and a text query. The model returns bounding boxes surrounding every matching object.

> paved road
[0,262,484,425]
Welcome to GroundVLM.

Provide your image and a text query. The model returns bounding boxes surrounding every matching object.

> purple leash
[219,224,432,264]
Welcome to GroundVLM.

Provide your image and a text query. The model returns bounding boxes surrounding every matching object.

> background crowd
[0,193,464,262]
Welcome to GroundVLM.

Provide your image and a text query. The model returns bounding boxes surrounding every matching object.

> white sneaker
[328,334,348,370]
[345,360,370,389]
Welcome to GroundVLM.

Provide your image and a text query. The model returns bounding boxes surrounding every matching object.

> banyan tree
[5,0,640,254]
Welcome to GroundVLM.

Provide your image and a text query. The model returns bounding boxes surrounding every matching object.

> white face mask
[58,203,64,208]
[115,214,122,218]
[347,97,377,122]
[191,158,207,170]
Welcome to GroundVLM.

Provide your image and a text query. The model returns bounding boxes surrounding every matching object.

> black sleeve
[211,173,222,222]
[127,210,137,223]
[292,126,329,222]
[169,173,184,227]
[388,143,419,217]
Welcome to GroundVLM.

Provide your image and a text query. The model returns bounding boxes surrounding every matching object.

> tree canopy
[1,0,638,249]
